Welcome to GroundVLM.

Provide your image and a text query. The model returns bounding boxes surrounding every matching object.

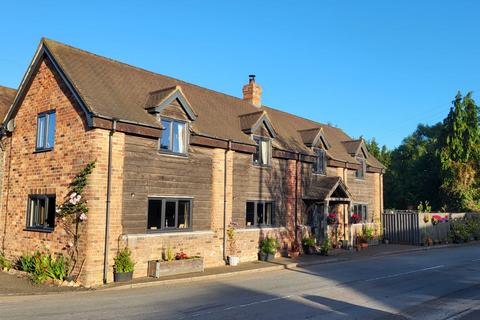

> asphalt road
[1,245,480,320]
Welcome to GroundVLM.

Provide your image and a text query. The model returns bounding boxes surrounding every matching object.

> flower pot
[360,243,368,249]
[303,245,315,255]
[258,252,275,262]
[289,251,300,259]
[228,256,240,266]
[114,271,133,282]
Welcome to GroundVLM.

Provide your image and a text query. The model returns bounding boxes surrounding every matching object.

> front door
[313,203,325,244]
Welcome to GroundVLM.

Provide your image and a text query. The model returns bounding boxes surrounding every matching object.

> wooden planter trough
[148,257,204,278]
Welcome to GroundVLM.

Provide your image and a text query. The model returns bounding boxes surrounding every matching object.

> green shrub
[18,251,68,284]
[114,247,135,273]
[302,236,316,247]
[0,253,13,271]
[466,215,480,240]
[364,226,375,240]
[448,221,470,243]
[261,237,279,255]
[320,239,331,254]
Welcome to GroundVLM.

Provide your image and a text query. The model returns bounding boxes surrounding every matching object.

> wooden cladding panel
[122,135,214,234]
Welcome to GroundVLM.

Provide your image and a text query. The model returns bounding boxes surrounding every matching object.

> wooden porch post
[324,200,329,241]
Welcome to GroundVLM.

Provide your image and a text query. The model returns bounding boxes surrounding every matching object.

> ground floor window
[26,195,55,231]
[352,204,368,222]
[246,201,274,227]
[148,198,192,231]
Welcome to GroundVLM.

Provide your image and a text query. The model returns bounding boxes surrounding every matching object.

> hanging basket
[327,213,337,225]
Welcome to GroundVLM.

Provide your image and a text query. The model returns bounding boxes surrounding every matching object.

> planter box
[148,257,204,278]
[258,252,275,262]
[114,271,133,282]
[367,238,379,246]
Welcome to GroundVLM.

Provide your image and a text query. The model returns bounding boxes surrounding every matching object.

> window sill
[157,150,189,158]
[252,163,271,169]
[312,172,327,176]
[147,228,193,234]
[122,230,214,240]
[34,148,54,154]
[238,226,286,232]
[24,227,54,233]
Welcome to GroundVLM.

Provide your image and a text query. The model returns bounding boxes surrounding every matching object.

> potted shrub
[258,237,279,261]
[114,247,135,282]
[302,236,316,255]
[320,239,331,256]
[226,222,240,266]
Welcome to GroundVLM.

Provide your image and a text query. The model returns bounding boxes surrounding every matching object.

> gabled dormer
[342,139,369,179]
[145,86,196,156]
[298,127,330,175]
[239,110,276,167]
[145,85,197,121]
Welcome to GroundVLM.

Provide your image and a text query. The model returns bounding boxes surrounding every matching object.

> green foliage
[0,253,13,271]
[365,138,392,168]
[361,226,375,240]
[417,201,431,213]
[18,251,67,284]
[261,237,279,255]
[438,92,480,211]
[448,220,471,243]
[320,239,331,254]
[165,246,174,262]
[57,161,96,218]
[302,236,316,247]
[114,247,135,273]
[384,123,443,210]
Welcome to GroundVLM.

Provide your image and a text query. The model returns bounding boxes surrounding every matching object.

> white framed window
[160,119,187,154]
[353,204,368,222]
[253,136,271,166]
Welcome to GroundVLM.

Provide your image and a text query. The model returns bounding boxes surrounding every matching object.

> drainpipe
[294,153,300,243]
[103,119,117,284]
[223,140,232,263]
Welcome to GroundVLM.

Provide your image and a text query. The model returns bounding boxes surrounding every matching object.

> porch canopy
[303,176,352,203]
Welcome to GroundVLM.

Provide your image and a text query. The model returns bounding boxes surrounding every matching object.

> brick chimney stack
[242,75,262,108]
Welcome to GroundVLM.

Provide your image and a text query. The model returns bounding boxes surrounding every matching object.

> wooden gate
[382,211,421,245]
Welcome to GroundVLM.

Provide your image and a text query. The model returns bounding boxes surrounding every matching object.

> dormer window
[160,118,187,154]
[313,148,327,175]
[356,157,366,179]
[253,136,271,166]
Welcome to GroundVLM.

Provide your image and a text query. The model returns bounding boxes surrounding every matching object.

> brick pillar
[211,148,233,263]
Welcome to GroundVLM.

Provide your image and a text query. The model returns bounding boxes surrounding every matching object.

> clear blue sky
[1,1,479,148]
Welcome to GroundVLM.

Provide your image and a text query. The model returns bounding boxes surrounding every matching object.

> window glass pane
[46,112,56,148]
[172,121,186,153]
[160,120,171,150]
[257,203,264,225]
[260,140,269,165]
[36,115,46,149]
[253,137,260,164]
[178,200,190,229]
[246,202,255,227]
[265,202,273,225]
[38,198,46,226]
[164,201,176,228]
[147,199,162,230]
[28,198,36,227]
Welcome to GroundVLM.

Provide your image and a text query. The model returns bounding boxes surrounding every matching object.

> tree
[438,92,480,211]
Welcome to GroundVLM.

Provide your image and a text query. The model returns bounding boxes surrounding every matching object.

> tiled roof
[39,38,384,169]
[0,85,15,124]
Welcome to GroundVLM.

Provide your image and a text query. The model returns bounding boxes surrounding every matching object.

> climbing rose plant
[57,161,95,275]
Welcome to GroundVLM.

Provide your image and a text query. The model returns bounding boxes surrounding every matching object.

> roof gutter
[223,140,232,263]
[103,119,117,284]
